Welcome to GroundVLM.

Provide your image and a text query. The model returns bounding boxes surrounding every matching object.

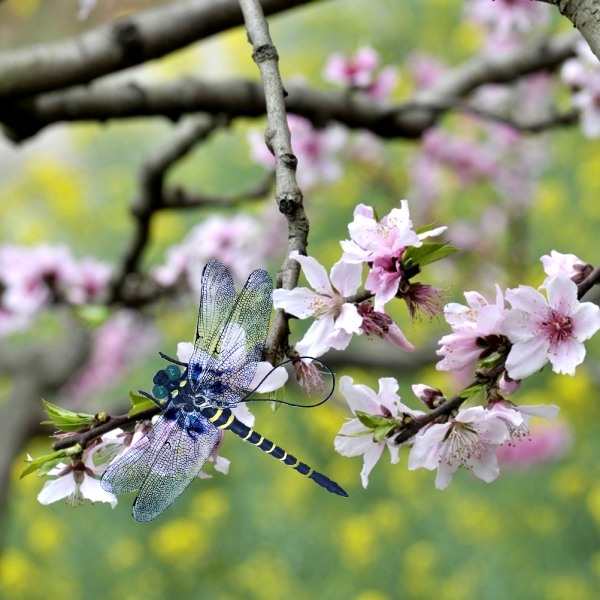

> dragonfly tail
[202,407,348,497]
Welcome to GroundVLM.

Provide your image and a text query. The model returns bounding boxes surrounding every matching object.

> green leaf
[21,449,68,479]
[355,410,394,430]
[457,383,485,401]
[41,399,96,432]
[128,391,159,418]
[372,423,398,443]
[403,242,459,270]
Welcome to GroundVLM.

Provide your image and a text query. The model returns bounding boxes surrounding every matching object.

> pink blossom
[65,311,156,402]
[436,286,506,372]
[334,375,424,487]
[412,384,444,409]
[560,40,600,138]
[408,405,521,489]
[323,47,380,88]
[341,201,446,311]
[248,115,346,190]
[496,421,572,469]
[272,251,363,357]
[323,47,398,100]
[503,275,600,379]
[406,52,447,89]
[540,250,591,286]
[151,211,285,291]
[465,0,550,39]
[356,301,414,351]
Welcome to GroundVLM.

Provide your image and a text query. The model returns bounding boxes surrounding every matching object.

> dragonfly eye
[152,385,168,400]
[165,365,181,380]
[153,370,169,385]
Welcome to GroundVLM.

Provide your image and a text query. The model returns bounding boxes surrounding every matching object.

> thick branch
[538,0,600,61]
[1,33,578,142]
[0,0,322,101]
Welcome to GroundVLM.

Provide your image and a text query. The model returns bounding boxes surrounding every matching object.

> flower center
[540,309,573,345]
[440,423,482,467]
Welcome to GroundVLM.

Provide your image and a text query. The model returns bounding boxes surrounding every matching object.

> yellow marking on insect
[218,412,235,430]
[208,409,223,423]
[279,452,288,461]
[265,443,276,454]
[242,428,254,441]
[179,381,186,387]
[306,468,314,477]
[288,459,299,468]
[253,436,264,446]
[171,389,178,397]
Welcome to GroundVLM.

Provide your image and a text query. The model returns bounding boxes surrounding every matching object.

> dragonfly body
[101,260,347,522]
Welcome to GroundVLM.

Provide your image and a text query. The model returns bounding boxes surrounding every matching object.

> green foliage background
[1,1,600,599]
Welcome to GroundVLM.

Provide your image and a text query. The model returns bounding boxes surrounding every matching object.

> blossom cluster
[334,249,599,489]
[561,39,600,138]
[0,244,111,335]
[152,210,285,293]
[273,200,447,358]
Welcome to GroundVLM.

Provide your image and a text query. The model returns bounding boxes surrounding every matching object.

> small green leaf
[21,449,68,479]
[403,242,459,270]
[355,410,394,430]
[128,391,159,418]
[457,383,485,401]
[41,399,96,432]
[372,424,398,443]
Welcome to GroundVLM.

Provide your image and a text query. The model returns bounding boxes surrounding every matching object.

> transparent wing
[188,260,237,386]
[101,412,220,522]
[194,268,273,406]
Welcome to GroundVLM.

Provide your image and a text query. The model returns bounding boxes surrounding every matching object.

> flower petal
[505,336,550,380]
[289,251,334,295]
[272,287,321,319]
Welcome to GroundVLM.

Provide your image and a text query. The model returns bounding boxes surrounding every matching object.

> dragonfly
[101,260,347,521]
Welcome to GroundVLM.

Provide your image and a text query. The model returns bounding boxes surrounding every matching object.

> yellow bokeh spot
[370,499,406,536]
[576,148,600,194]
[523,504,558,536]
[585,483,600,526]
[544,575,596,600]
[553,369,594,415]
[353,590,390,600]
[151,211,186,245]
[448,498,500,544]
[188,487,229,522]
[149,518,207,565]
[551,467,587,498]
[107,537,144,570]
[402,540,438,597]
[0,549,36,593]
[533,180,566,216]
[232,551,295,600]
[7,0,39,17]
[26,157,85,221]
[452,22,482,55]
[27,515,62,553]
[339,514,377,569]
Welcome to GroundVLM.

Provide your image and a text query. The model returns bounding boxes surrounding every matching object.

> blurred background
[1,1,600,599]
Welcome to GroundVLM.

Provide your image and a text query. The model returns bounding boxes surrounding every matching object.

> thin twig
[239,0,309,363]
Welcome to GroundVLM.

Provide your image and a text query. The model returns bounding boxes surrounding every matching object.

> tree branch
[0,0,323,101]
[537,0,600,61]
[1,32,578,142]
[239,0,309,364]
[110,114,224,302]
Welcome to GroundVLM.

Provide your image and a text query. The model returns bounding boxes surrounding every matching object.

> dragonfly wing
[188,261,237,385]
[198,268,273,405]
[101,414,177,495]
[131,412,220,522]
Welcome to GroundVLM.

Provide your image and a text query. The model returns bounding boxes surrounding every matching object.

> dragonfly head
[150,364,184,402]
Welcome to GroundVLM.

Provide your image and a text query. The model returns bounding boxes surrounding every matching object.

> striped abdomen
[200,406,348,497]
